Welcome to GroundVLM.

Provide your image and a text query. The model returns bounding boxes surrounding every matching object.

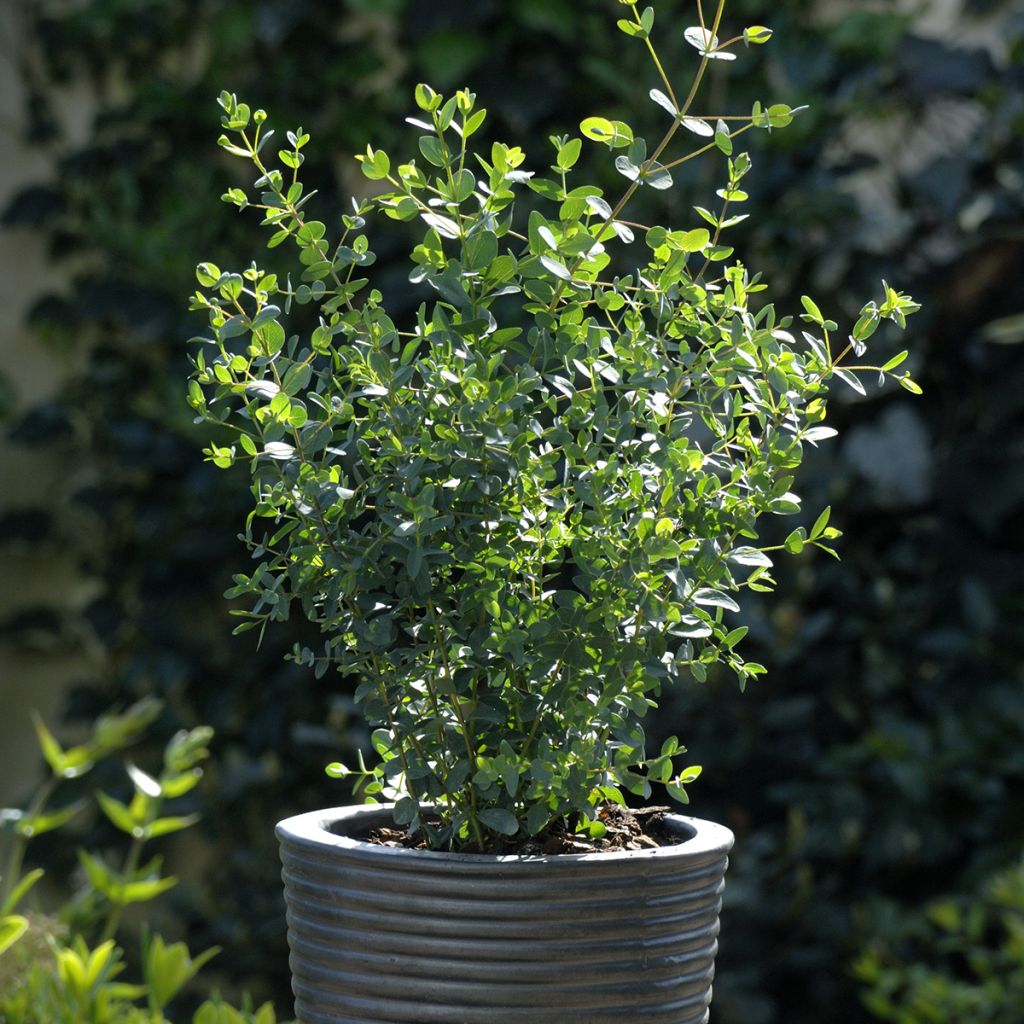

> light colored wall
[0,2,102,804]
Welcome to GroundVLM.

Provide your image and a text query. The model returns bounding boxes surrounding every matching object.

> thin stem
[694,196,732,283]
[100,832,144,943]
[637,7,679,110]
[661,123,755,173]
[241,129,352,306]
[428,604,485,849]
[0,777,56,907]
[678,0,726,119]
[544,0,726,314]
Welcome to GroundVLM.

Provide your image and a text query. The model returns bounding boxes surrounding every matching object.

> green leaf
[810,506,832,540]
[692,587,740,612]
[723,626,749,649]
[78,850,119,899]
[800,294,825,325]
[677,228,710,252]
[852,308,880,342]
[833,368,866,396]
[766,103,797,128]
[478,808,519,836]
[159,770,203,799]
[680,116,714,137]
[30,711,67,777]
[1,868,43,916]
[784,527,806,554]
[450,167,476,202]
[539,254,571,280]
[120,876,178,903]
[418,135,447,168]
[728,547,773,568]
[0,915,28,956]
[361,146,390,181]
[96,792,139,835]
[579,116,616,144]
[414,83,441,112]
[463,108,487,139]
[556,137,582,170]
[195,262,221,288]
[614,155,641,181]
[617,19,645,38]
[393,796,419,826]
[881,350,909,372]
[147,814,201,838]
[216,135,251,158]
[714,121,733,155]
[250,304,280,330]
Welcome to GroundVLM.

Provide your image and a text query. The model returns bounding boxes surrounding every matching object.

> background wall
[2,0,1022,1020]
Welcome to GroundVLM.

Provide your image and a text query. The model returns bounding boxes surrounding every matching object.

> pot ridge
[277,804,733,1024]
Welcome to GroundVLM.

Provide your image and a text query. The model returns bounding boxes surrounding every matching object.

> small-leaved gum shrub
[188,0,920,851]
[0,702,284,1024]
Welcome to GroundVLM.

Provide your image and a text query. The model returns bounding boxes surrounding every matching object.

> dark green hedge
[3,0,1023,1019]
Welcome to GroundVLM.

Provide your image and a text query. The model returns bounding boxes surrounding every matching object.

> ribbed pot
[277,804,734,1024]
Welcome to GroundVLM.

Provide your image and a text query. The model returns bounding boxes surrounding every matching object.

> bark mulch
[364,804,685,855]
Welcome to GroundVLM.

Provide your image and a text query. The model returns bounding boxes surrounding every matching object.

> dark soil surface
[364,804,685,855]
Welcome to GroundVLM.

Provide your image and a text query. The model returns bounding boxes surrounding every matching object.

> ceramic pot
[277,804,733,1024]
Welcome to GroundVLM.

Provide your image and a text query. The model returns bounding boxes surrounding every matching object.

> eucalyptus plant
[187,0,919,850]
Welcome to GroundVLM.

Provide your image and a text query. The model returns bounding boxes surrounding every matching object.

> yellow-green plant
[0,703,284,1024]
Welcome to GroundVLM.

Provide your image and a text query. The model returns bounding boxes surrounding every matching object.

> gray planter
[277,804,734,1024]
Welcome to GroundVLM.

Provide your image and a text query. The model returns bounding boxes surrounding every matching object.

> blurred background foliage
[1,0,1022,1020]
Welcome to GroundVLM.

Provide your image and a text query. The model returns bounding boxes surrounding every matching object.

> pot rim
[276,803,734,865]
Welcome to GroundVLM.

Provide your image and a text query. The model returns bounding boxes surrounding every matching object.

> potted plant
[187,1,920,1019]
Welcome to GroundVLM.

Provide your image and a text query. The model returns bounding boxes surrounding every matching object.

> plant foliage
[0,703,284,1024]
[188,0,918,850]
[855,857,1024,1024]
[8,0,1022,1016]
